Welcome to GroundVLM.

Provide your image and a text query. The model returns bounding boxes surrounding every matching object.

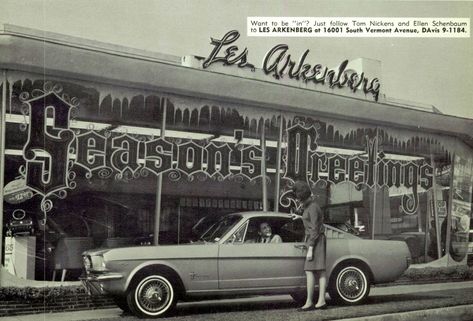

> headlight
[83,256,92,270]
[85,255,107,271]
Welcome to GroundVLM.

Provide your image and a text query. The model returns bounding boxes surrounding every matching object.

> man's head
[292,180,312,202]
[258,222,272,238]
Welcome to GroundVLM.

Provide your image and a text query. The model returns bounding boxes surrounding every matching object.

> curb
[0,308,122,321]
[336,304,473,321]
[376,277,472,287]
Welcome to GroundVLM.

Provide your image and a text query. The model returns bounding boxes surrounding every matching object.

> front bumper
[80,273,124,296]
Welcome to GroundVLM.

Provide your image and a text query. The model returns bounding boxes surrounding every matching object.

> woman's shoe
[314,304,327,310]
[297,306,315,312]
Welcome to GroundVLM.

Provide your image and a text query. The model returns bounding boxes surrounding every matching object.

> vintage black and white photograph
[0,1,472,320]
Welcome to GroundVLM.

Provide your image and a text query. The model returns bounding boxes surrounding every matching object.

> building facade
[0,25,472,281]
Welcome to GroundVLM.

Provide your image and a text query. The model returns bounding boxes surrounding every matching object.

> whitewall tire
[127,273,177,318]
[328,264,370,305]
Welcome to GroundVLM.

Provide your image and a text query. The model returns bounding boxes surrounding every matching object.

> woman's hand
[289,213,302,221]
[306,246,314,261]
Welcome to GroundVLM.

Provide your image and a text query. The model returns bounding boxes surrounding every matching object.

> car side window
[226,221,248,244]
[279,219,305,242]
[325,225,347,239]
[243,220,260,243]
[243,217,288,243]
[227,217,309,244]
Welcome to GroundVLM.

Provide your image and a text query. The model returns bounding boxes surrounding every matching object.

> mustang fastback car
[82,212,411,318]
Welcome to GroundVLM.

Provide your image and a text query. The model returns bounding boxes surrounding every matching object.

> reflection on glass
[199,214,242,242]
[450,155,473,262]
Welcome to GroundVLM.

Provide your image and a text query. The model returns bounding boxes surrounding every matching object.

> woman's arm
[306,246,314,261]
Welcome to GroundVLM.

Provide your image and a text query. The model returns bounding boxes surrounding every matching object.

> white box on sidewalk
[4,236,36,280]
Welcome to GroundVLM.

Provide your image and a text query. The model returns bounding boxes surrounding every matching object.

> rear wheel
[328,263,371,305]
[126,272,177,318]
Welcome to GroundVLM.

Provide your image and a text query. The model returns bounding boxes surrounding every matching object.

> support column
[371,132,379,240]
[369,186,392,236]
[430,155,442,259]
[0,71,7,265]
[274,114,283,212]
[445,155,455,259]
[261,120,267,211]
[153,98,167,245]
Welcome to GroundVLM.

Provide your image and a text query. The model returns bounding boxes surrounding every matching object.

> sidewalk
[339,304,473,321]
[0,309,122,321]
[1,281,472,321]
[372,279,473,295]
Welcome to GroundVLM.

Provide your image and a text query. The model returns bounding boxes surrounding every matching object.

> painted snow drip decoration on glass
[6,75,460,161]
[278,121,434,215]
[13,87,269,200]
[5,77,444,217]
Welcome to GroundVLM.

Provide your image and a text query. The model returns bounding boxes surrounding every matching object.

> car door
[218,216,306,289]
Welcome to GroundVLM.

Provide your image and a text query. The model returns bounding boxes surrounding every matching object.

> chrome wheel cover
[336,266,367,303]
[134,275,174,316]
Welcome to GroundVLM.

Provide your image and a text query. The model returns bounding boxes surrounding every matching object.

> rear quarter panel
[327,238,410,283]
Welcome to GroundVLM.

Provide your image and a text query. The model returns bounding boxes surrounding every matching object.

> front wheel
[328,264,370,305]
[126,273,177,318]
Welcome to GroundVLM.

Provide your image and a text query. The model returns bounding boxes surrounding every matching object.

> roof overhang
[0,25,472,148]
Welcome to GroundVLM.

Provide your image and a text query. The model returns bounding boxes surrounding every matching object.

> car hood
[85,242,219,261]
[83,248,110,256]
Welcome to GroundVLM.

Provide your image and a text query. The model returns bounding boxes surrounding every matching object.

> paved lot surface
[2,281,473,321]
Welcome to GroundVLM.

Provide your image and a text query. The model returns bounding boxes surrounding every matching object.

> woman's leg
[302,271,315,308]
[315,270,327,307]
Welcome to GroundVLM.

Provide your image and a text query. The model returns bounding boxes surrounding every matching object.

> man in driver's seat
[253,222,282,243]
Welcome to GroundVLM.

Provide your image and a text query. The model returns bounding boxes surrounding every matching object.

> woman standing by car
[291,180,327,311]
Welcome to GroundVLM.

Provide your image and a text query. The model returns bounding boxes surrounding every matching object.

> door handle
[294,244,307,250]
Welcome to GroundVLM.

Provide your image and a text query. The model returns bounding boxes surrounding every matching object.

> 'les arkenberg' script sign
[202,30,381,101]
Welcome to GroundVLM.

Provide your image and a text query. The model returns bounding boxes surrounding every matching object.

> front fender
[328,255,372,280]
[124,260,186,292]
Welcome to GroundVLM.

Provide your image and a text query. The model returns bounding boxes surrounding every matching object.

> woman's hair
[292,180,312,201]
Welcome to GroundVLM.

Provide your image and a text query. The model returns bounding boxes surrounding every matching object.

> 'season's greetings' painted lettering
[20,92,431,214]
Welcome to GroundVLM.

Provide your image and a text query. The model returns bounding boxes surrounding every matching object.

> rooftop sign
[202,30,381,101]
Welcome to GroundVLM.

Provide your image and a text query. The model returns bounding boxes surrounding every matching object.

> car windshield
[199,215,242,242]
